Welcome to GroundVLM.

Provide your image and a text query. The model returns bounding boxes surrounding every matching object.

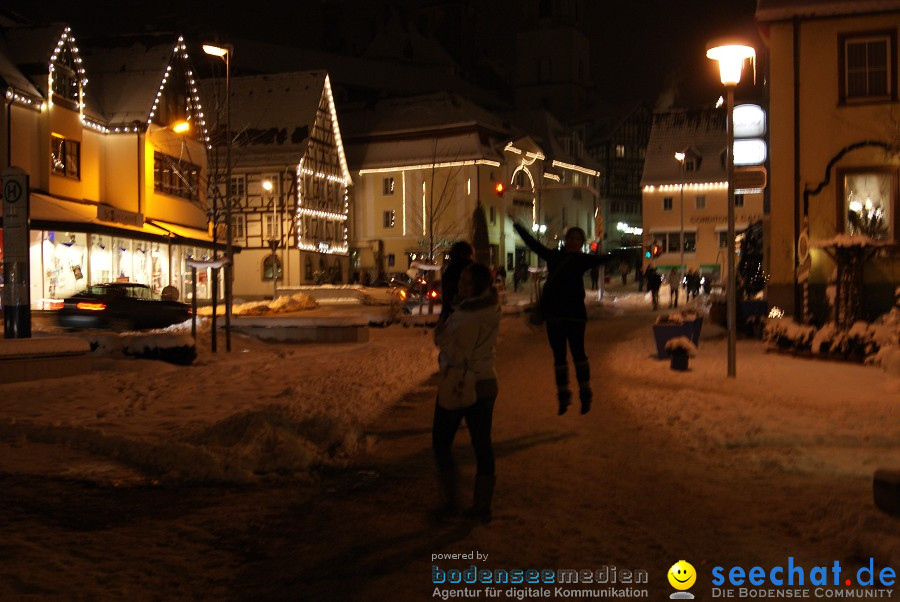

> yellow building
[642,110,764,281]
[758,0,900,321]
[1,25,215,308]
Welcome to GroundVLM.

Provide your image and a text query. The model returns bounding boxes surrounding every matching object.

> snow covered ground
[1,287,898,599]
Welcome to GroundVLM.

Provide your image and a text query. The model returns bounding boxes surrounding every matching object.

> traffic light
[589,241,599,253]
[495,182,505,197]
[650,243,663,258]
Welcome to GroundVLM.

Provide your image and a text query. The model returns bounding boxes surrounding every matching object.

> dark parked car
[57,283,191,330]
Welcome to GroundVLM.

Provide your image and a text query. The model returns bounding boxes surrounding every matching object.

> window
[840,170,895,242]
[489,206,496,225]
[615,144,625,158]
[841,32,894,103]
[515,171,527,188]
[667,232,680,253]
[264,214,278,240]
[230,175,246,200]
[685,159,698,172]
[382,177,395,196]
[735,194,745,208]
[695,195,706,210]
[383,209,395,228]
[154,152,200,201]
[683,232,697,253]
[663,197,673,211]
[262,255,282,281]
[387,253,395,267]
[51,135,80,179]
[231,214,246,240]
[719,232,729,248]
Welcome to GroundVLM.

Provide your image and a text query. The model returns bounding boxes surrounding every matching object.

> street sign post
[2,167,31,338]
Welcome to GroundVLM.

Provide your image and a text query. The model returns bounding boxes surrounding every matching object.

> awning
[148,219,239,252]
[22,193,172,239]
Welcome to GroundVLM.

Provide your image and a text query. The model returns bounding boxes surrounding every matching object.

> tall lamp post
[203,42,233,352]
[674,151,686,297]
[262,179,280,300]
[706,39,755,378]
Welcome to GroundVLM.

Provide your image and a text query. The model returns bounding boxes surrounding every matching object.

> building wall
[104,134,139,212]
[642,185,764,278]
[766,10,900,317]
[6,103,41,183]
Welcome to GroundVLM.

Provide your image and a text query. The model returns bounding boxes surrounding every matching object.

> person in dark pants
[511,218,607,416]
[433,263,500,523]
[439,241,474,323]
[645,264,662,310]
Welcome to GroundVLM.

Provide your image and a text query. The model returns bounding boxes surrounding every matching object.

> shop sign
[97,204,144,228]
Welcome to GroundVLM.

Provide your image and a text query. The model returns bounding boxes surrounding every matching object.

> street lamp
[203,42,233,352]
[674,151,686,302]
[262,179,281,300]
[707,39,755,378]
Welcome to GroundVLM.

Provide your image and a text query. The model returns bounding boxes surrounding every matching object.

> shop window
[154,151,200,201]
[840,31,894,103]
[262,255,283,281]
[663,197,673,211]
[51,134,80,180]
[840,170,895,242]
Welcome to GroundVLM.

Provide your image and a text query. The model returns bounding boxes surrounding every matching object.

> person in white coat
[432,262,500,523]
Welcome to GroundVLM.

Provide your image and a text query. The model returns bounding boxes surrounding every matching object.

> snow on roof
[82,38,176,124]
[0,36,41,97]
[344,131,500,171]
[1,23,67,95]
[212,71,327,154]
[757,0,900,21]
[641,109,726,187]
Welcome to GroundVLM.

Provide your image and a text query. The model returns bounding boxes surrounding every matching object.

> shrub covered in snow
[664,335,697,357]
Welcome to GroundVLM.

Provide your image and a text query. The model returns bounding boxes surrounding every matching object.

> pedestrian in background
[669,268,680,308]
[432,262,500,523]
[511,216,607,416]
[645,264,662,310]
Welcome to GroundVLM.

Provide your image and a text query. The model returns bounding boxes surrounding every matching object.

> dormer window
[51,46,79,104]
[153,60,190,131]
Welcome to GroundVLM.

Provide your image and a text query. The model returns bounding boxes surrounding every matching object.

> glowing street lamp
[204,42,233,352]
[171,119,191,134]
[707,39,755,378]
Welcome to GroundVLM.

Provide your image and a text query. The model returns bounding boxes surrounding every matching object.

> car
[57,283,191,330]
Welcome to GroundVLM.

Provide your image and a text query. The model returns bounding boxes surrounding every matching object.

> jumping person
[511,218,607,415]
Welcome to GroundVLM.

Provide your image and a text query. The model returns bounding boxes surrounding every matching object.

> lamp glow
[172,120,190,134]
[706,42,755,86]
[202,44,228,57]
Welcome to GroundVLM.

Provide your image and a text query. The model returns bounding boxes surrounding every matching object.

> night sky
[3,0,760,108]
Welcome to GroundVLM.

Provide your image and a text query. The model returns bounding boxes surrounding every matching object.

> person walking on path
[645,264,662,310]
[668,268,680,308]
[439,241,474,323]
[619,260,630,286]
[432,263,500,523]
[511,217,607,416]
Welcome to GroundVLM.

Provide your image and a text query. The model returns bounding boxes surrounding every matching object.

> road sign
[2,166,32,338]
[734,166,767,193]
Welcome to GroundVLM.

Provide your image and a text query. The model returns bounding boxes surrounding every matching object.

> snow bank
[197,292,318,317]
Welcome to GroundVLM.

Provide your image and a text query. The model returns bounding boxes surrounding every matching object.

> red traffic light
[495,182,505,197]
[651,244,663,258]
[589,241,599,252]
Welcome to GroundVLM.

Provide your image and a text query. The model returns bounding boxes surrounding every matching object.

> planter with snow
[665,336,696,371]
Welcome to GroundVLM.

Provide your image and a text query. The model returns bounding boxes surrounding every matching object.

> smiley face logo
[668,560,697,590]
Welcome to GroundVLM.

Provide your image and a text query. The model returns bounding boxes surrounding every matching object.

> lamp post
[674,151,686,300]
[263,179,280,300]
[203,42,233,352]
[707,39,755,379]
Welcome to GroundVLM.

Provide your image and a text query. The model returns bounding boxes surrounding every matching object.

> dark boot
[575,360,592,415]
[462,473,496,524]
[554,364,571,415]
[434,470,459,521]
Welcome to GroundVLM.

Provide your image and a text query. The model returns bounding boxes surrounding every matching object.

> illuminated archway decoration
[511,164,538,224]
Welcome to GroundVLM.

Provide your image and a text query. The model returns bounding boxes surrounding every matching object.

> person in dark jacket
[439,241,474,323]
[511,219,607,415]
[645,264,662,310]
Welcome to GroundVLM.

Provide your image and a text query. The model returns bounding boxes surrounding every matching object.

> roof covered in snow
[757,0,900,21]
[642,109,726,187]
[0,23,67,95]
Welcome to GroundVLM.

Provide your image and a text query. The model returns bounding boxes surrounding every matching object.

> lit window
[154,152,200,201]
[231,214,245,240]
[383,177,395,196]
[51,135,80,180]
[262,255,282,281]
[663,197,673,211]
[841,170,894,241]
[264,214,278,240]
[615,144,625,158]
[841,32,893,103]
[383,209,395,229]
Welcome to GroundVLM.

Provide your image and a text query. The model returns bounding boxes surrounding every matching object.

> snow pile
[74,331,198,365]
[0,327,439,484]
[197,292,318,317]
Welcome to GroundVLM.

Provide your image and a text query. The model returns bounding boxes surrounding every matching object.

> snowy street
[1,294,898,600]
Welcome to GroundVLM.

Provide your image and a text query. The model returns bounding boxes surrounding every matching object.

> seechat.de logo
[668,560,697,600]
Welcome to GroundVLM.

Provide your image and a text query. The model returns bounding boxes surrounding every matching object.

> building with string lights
[0,24,217,308]
[641,109,764,281]
[203,71,352,298]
